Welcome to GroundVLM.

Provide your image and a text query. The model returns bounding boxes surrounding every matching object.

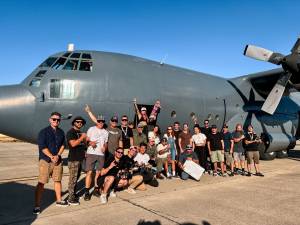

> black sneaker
[246,172,251,177]
[68,198,80,206]
[93,188,100,197]
[56,200,69,207]
[84,192,91,201]
[255,172,264,177]
[228,172,234,177]
[33,207,41,215]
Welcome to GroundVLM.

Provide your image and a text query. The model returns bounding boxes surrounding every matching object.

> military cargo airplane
[1,39,300,160]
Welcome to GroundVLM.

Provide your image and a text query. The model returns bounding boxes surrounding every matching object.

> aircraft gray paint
[1,40,300,160]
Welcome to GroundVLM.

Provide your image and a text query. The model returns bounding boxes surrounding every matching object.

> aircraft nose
[0,85,35,141]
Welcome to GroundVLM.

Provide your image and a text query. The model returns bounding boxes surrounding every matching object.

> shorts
[210,150,224,163]
[156,157,168,172]
[224,152,234,165]
[246,151,260,164]
[233,152,245,162]
[38,159,63,184]
[85,154,105,171]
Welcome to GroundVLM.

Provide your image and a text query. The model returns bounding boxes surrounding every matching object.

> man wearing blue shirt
[33,112,68,215]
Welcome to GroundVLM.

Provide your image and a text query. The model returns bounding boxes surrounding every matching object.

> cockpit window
[39,57,58,67]
[50,79,76,99]
[52,57,67,70]
[63,52,71,57]
[35,70,47,78]
[82,53,91,59]
[70,53,81,58]
[63,59,79,71]
[79,60,93,71]
[29,78,41,87]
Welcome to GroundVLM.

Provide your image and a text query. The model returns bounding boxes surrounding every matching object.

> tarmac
[0,142,300,225]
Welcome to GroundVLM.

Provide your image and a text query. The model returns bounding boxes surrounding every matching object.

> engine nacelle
[260,133,296,153]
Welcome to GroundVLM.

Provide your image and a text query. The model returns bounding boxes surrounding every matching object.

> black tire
[258,143,276,160]
[276,150,288,158]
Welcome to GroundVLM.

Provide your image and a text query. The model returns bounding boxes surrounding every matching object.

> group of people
[33,100,264,215]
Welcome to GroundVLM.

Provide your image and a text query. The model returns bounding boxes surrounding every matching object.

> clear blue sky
[0,0,299,85]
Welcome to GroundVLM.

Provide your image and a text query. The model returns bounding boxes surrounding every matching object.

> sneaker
[93,187,100,197]
[255,172,264,177]
[32,207,41,215]
[84,192,91,201]
[228,172,234,177]
[213,172,218,177]
[156,174,165,180]
[124,187,136,194]
[246,172,251,177]
[100,194,107,204]
[109,190,117,198]
[222,173,227,177]
[68,198,80,206]
[56,200,69,207]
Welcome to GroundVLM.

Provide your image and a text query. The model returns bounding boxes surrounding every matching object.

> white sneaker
[100,194,107,204]
[110,190,117,198]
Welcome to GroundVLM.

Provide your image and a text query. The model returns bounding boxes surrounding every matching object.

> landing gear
[258,142,276,160]
[276,150,288,158]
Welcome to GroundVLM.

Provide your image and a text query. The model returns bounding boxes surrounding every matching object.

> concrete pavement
[0,142,300,225]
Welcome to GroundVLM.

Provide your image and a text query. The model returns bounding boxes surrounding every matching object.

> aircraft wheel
[258,143,276,160]
[276,150,288,158]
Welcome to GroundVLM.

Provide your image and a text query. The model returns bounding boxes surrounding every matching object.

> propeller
[244,38,300,115]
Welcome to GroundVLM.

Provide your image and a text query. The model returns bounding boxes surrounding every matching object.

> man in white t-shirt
[84,116,108,201]
[134,143,150,166]
[156,138,171,179]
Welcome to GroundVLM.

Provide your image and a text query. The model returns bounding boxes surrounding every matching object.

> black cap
[211,125,217,129]
[72,116,86,126]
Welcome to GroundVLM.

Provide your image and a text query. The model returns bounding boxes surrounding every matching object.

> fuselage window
[63,52,71,57]
[82,53,92,59]
[52,58,67,70]
[29,78,41,87]
[35,70,47,78]
[63,59,79,70]
[79,61,93,71]
[39,57,58,67]
[70,53,81,58]
[50,79,76,99]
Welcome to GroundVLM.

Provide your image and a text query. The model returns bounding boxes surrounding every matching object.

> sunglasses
[75,121,83,124]
[51,118,61,122]
[97,120,104,123]
[111,120,118,123]
[122,119,128,121]
[116,151,123,154]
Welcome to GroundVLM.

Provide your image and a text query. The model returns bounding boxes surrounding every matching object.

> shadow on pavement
[0,182,57,225]
[288,150,300,161]
[137,220,210,225]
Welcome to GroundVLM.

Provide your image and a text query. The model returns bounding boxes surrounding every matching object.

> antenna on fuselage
[160,53,168,65]
[67,43,74,52]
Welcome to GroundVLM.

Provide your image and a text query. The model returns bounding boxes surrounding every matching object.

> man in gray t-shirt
[232,124,245,175]
[107,116,123,154]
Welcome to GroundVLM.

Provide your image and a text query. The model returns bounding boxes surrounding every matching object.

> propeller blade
[291,38,300,53]
[244,45,284,65]
[261,73,292,114]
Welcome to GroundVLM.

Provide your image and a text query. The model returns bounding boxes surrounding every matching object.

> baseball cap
[72,116,86,126]
[97,115,105,122]
[110,116,118,122]
[211,125,217,129]
[185,144,192,150]
[141,107,147,111]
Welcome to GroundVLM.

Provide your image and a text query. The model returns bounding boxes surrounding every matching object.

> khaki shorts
[233,152,245,162]
[38,159,63,184]
[211,150,224,163]
[246,151,260,164]
[224,152,234,165]
[85,154,105,171]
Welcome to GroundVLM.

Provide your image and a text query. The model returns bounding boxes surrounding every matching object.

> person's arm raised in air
[133,98,142,120]
[84,104,98,124]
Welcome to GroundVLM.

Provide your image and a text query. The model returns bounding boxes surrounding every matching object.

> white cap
[67,43,74,52]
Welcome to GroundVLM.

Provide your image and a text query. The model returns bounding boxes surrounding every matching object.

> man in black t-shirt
[173,121,182,158]
[207,125,225,176]
[244,125,264,177]
[66,116,87,205]
[118,115,133,155]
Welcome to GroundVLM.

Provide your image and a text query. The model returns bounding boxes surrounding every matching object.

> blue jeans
[181,171,189,180]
